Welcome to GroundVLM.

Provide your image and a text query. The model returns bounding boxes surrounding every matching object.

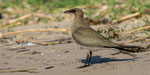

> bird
[64,8,148,67]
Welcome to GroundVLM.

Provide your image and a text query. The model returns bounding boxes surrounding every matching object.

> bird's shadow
[81,56,136,65]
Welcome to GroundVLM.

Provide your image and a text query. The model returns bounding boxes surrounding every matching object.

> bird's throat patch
[67,12,72,14]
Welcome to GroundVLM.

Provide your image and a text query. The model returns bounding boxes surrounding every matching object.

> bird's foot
[77,64,91,68]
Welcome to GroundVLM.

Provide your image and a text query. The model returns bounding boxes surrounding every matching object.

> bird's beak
[64,11,68,13]
[64,10,72,14]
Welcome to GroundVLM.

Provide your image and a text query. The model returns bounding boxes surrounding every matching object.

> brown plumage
[64,8,147,67]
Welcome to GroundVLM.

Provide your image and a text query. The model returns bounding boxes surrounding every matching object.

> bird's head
[64,8,84,18]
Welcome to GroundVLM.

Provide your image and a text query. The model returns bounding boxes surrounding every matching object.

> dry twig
[113,12,141,23]
[0,69,36,73]
[0,14,32,28]
[120,36,149,44]
[32,41,61,45]
[33,13,53,19]
[0,13,53,27]
[0,14,32,27]
[0,28,67,38]
[8,14,33,24]
[126,25,150,34]
[113,8,150,23]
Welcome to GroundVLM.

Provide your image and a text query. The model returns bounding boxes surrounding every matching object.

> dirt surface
[0,16,150,75]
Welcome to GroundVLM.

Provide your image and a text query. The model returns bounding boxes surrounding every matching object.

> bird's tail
[104,45,149,57]
[116,45,149,52]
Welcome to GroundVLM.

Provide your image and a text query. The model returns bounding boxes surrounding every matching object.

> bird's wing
[72,27,118,47]
[72,27,148,53]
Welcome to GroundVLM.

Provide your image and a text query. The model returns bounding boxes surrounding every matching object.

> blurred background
[0,0,150,23]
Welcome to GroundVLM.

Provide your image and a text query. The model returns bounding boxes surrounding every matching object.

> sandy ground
[1,40,150,75]
[0,18,150,75]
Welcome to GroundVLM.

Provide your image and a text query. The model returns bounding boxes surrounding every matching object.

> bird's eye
[70,10,76,13]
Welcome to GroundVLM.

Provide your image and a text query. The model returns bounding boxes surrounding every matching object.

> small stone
[45,66,54,69]
[65,50,69,53]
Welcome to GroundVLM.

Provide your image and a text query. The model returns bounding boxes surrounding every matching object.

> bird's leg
[85,52,89,66]
[84,50,92,66]
[88,50,92,65]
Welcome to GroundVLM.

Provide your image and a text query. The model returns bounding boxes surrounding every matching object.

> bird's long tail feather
[105,45,148,52]
[104,45,149,57]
